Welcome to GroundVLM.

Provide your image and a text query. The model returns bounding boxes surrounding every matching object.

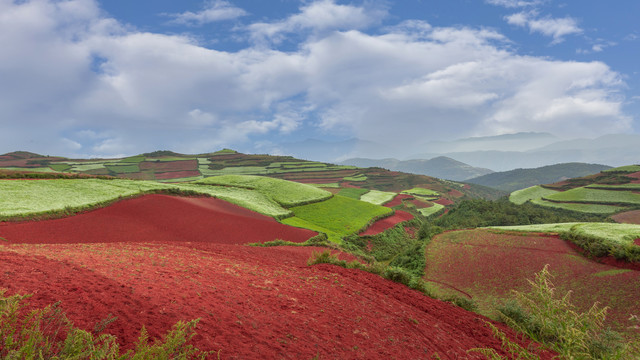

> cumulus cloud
[0,0,633,158]
[247,0,387,44]
[166,0,247,26]
[505,11,582,43]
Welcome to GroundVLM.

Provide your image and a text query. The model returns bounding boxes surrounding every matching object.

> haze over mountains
[274,132,640,172]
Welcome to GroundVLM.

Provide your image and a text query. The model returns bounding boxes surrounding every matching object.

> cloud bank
[0,0,633,157]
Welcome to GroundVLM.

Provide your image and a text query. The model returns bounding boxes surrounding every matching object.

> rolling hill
[466,162,611,192]
[340,156,494,181]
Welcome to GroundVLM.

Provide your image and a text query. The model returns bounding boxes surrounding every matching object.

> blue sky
[0,0,638,157]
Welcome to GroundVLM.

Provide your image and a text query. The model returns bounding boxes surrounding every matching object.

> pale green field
[360,190,396,205]
[603,165,640,173]
[401,187,440,197]
[587,184,640,190]
[0,179,292,219]
[198,166,268,176]
[418,203,445,217]
[509,185,559,205]
[544,187,640,205]
[195,175,331,207]
[530,199,626,214]
[0,167,57,173]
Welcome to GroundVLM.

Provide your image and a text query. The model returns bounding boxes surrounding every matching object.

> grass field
[359,190,396,205]
[337,187,369,199]
[530,198,627,214]
[195,175,331,207]
[603,165,640,173]
[281,195,392,243]
[543,187,640,205]
[509,185,559,205]
[0,179,293,220]
[401,187,440,197]
[489,222,640,246]
[586,183,640,190]
[418,203,445,217]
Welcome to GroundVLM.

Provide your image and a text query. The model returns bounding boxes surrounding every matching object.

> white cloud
[485,0,544,8]
[166,0,247,26]
[0,0,633,157]
[248,0,387,44]
[505,11,582,43]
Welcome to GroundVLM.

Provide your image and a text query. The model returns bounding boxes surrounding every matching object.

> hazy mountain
[340,156,494,181]
[414,132,558,154]
[466,162,612,192]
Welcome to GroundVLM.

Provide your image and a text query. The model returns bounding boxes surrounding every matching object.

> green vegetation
[603,165,640,173]
[68,163,108,172]
[119,155,145,163]
[337,187,369,199]
[544,187,640,205]
[496,266,639,359]
[49,163,72,172]
[0,167,56,173]
[587,183,640,190]
[418,203,445,217]
[0,179,292,220]
[308,183,340,188]
[434,199,606,230]
[489,222,640,261]
[199,166,268,176]
[530,199,626,214]
[282,195,392,243]
[195,175,331,207]
[0,289,210,359]
[509,185,559,205]
[359,190,396,205]
[343,174,367,182]
[401,187,439,197]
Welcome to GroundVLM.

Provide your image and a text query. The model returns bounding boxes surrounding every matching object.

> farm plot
[359,190,396,205]
[359,210,413,236]
[337,187,369,199]
[139,159,198,172]
[509,185,559,205]
[543,187,640,205]
[195,175,331,208]
[530,198,627,214]
[0,194,314,245]
[401,187,440,197]
[424,229,640,334]
[282,195,392,243]
[0,241,552,359]
[612,210,640,224]
[418,203,445,217]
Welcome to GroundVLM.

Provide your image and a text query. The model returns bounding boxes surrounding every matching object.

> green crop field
[105,164,140,174]
[199,166,268,176]
[418,203,444,217]
[587,184,640,190]
[156,176,204,183]
[195,175,331,207]
[67,163,108,172]
[281,195,392,243]
[343,174,367,182]
[530,199,627,214]
[509,185,559,205]
[308,183,340,188]
[119,156,145,163]
[401,187,440,197]
[544,187,640,205]
[360,190,396,205]
[603,165,640,173]
[0,179,292,220]
[337,187,369,199]
[49,164,72,172]
[0,167,56,173]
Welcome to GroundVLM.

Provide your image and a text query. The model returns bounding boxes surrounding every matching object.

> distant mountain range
[465,162,612,192]
[274,133,640,172]
[339,156,494,181]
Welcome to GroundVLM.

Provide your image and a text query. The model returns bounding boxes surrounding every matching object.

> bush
[0,289,210,359]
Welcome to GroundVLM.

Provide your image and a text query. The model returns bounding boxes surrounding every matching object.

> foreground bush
[0,289,210,359]
[497,265,640,359]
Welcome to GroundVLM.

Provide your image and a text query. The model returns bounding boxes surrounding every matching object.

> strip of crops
[603,165,640,173]
[530,199,626,214]
[401,187,440,197]
[199,166,268,176]
[586,184,640,190]
[337,187,369,199]
[195,175,331,208]
[509,185,559,205]
[282,195,392,243]
[418,203,445,217]
[544,187,640,205]
[360,190,396,205]
[0,167,56,173]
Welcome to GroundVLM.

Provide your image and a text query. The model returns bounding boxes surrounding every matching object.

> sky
[0,0,638,158]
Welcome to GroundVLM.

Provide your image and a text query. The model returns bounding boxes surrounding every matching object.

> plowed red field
[425,229,640,335]
[612,210,640,224]
[0,195,557,358]
[359,211,413,236]
[0,194,315,245]
[384,194,413,208]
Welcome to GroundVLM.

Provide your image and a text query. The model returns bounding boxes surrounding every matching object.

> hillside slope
[340,156,494,181]
[467,162,611,192]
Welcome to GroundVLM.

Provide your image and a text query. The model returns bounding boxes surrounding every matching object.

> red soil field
[0,159,35,167]
[628,171,640,180]
[154,170,201,180]
[384,194,413,208]
[434,198,454,206]
[612,210,640,224]
[0,241,554,359]
[447,189,463,198]
[339,182,361,188]
[0,194,315,245]
[425,229,640,335]
[139,159,198,172]
[359,210,414,236]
